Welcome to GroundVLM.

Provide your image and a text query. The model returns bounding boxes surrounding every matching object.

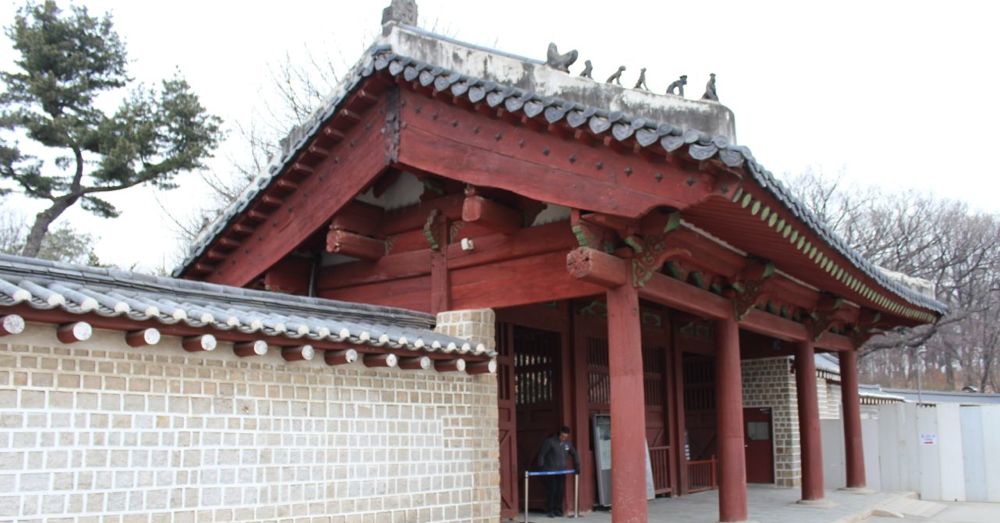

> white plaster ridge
[383,24,737,142]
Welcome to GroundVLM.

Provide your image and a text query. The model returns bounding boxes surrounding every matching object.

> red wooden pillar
[838,349,866,489]
[607,284,648,523]
[795,340,825,501]
[715,315,748,522]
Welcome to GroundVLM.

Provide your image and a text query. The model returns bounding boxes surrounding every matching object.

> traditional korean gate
[497,323,519,519]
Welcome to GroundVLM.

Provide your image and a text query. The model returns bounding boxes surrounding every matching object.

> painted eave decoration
[174,23,946,324]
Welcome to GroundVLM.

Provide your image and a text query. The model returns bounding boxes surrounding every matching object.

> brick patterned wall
[819,376,842,420]
[0,324,500,522]
[741,357,800,487]
[435,309,496,353]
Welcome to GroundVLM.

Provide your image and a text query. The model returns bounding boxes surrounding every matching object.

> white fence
[821,403,1000,502]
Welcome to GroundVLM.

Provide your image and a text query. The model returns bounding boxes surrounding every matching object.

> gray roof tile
[0,254,491,357]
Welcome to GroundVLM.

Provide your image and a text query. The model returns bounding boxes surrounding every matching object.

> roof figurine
[702,73,719,101]
[381,0,418,26]
[579,59,593,79]
[666,75,688,97]
[545,43,579,73]
[606,65,626,85]
[634,67,649,90]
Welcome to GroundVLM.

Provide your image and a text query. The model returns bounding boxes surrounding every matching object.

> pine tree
[0,1,223,257]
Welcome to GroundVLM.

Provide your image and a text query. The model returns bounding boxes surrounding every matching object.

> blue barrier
[523,469,579,521]
[526,469,576,477]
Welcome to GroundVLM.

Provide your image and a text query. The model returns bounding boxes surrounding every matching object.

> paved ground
[864,502,1000,523]
[518,485,904,522]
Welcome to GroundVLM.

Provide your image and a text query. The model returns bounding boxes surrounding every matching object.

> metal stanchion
[574,472,579,518]
[524,471,530,523]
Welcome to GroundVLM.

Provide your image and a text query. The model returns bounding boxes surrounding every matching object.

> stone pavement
[518,485,908,522]
[865,501,1000,523]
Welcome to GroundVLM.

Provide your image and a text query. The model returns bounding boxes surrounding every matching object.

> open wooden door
[497,323,519,519]
[513,325,562,511]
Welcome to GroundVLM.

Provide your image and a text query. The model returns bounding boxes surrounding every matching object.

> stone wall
[741,357,800,487]
[434,309,496,352]
[0,324,499,522]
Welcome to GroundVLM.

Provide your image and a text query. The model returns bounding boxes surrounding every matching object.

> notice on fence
[920,433,938,445]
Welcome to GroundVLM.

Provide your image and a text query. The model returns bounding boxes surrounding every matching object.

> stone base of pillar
[837,487,877,495]
[795,498,836,508]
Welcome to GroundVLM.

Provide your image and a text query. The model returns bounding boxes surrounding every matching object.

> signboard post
[591,413,655,506]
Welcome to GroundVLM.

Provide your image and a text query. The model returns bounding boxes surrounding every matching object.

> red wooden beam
[263,256,312,295]
[434,358,465,373]
[125,328,161,348]
[181,334,216,352]
[327,229,386,261]
[379,193,465,236]
[461,193,522,234]
[325,348,357,366]
[399,355,431,370]
[330,200,384,236]
[364,353,398,368]
[450,250,604,311]
[234,340,269,357]
[57,322,92,344]
[565,247,628,288]
[0,314,25,336]
[282,344,315,361]
[397,90,730,221]
[191,95,393,286]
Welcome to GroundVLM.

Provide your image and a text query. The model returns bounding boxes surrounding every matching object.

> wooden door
[497,323,519,519]
[743,407,774,484]
[513,325,562,510]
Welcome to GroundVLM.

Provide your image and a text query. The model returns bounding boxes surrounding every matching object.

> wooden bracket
[326,229,386,261]
[461,188,522,234]
[846,308,882,347]
[731,260,776,320]
[422,209,446,251]
[329,200,384,237]
[628,211,689,288]
[808,295,845,341]
[570,209,615,252]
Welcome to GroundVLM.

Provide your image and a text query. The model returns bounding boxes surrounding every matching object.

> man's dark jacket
[537,435,580,471]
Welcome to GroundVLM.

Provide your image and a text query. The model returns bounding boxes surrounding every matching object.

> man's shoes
[546,512,555,518]
[554,510,564,517]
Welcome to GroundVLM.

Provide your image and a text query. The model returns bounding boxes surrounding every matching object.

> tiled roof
[174,25,946,318]
[0,254,490,357]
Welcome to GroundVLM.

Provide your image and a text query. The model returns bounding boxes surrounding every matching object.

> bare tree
[785,171,1000,391]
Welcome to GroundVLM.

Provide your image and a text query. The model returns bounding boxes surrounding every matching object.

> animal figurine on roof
[381,0,418,26]
[634,67,649,90]
[546,43,579,73]
[666,75,688,97]
[702,73,718,101]
[579,60,593,79]
[606,65,626,85]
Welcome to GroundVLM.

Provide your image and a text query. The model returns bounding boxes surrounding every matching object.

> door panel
[497,323,519,518]
[744,407,774,484]
[513,325,562,510]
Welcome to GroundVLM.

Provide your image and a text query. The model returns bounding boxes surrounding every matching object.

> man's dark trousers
[543,475,564,516]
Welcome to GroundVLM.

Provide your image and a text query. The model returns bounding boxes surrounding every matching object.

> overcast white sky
[2,0,999,272]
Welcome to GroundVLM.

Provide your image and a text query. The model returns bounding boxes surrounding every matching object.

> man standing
[536,426,580,518]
